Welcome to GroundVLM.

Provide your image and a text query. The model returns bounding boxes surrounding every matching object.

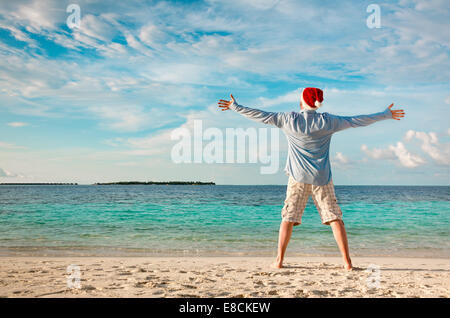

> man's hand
[388,103,405,120]
[218,94,236,111]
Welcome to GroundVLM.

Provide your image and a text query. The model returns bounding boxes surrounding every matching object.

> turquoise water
[0,185,449,257]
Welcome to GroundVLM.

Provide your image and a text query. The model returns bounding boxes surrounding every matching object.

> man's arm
[326,104,405,132]
[218,94,286,128]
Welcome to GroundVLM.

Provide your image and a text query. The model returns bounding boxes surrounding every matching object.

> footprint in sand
[81,285,96,291]
[181,284,197,289]
[293,289,308,297]
[135,268,147,273]
[175,293,199,298]
[152,290,164,295]
[310,289,329,296]
[134,281,147,288]
[118,272,132,276]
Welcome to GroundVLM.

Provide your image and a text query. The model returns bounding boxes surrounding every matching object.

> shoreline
[1,253,449,259]
[1,247,448,259]
[1,256,448,298]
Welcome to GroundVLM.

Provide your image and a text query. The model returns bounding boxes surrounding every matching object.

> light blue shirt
[230,101,393,185]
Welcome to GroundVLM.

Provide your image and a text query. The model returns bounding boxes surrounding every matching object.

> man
[218,88,405,270]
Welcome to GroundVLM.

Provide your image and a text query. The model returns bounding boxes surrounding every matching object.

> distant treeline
[94,181,215,185]
[0,183,78,185]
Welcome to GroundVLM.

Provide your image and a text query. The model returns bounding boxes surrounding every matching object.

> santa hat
[301,87,324,110]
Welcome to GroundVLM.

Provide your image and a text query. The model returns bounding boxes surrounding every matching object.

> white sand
[0,256,448,298]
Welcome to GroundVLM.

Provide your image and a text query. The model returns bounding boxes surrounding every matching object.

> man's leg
[273,221,294,268]
[329,220,352,270]
[275,177,308,269]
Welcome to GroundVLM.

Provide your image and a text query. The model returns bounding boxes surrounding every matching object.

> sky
[0,0,449,185]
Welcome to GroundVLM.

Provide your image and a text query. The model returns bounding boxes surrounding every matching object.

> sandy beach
[0,256,448,298]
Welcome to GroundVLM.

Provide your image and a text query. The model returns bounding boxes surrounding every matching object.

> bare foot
[344,263,353,271]
[271,258,283,269]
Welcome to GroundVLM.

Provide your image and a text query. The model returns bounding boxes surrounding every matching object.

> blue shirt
[230,101,393,185]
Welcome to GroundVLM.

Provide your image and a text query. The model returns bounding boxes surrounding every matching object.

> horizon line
[1,182,449,187]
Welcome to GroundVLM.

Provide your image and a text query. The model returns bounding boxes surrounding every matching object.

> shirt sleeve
[325,107,393,133]
[229,100,286,128]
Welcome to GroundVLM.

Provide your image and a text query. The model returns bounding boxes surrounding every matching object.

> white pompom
[314,101,322,107]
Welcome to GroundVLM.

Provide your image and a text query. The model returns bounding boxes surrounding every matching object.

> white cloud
[412,0,449,12]
[0,167,21,178]
[361,129,450,168]
[0,22,36,46]
[0,141,25,149]
[9,0,59,32]
[361,144,396,160]
[388,142,426,168]
[7,122,28,127]
[334,152,350,165]
[361,142,425,168]
[118,108,215,157]
[404,130,450,165]
[257,89,300,108]
[88,105,179,132]
[331,152,354,170]
[228,0,281,10]
[78,14,117,43]
[139,24,169,47]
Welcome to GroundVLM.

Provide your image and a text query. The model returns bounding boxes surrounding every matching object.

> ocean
[0,185,449,258]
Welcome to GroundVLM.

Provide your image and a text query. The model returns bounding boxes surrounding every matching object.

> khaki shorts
[281,176,343,226]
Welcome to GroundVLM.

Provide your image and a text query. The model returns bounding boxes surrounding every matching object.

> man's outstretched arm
[218,94,286,128]
[327,103,405,132]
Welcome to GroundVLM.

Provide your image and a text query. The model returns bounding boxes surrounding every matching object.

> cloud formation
[361,129,450,168]
[0,167,22,178]
[404,130,450,165]
[7,122,28,127]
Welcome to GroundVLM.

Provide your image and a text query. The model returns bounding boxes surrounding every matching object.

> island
[93,181,215,185]
[0,183,78,185]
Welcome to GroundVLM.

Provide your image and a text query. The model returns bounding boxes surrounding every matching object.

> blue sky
[0,0,449,185]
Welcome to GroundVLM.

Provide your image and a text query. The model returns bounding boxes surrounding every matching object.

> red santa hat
[301,87,324,110]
